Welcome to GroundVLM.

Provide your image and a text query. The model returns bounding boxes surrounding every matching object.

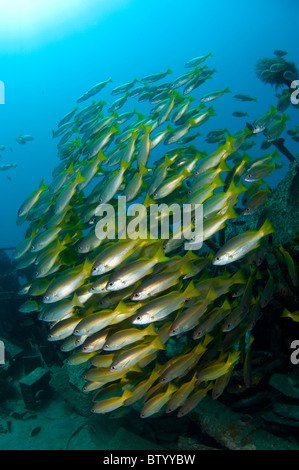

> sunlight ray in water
[0,0,130,48]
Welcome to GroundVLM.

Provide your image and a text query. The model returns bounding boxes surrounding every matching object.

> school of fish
[14,52,298,419]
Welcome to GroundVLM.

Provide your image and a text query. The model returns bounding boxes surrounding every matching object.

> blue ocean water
[0,0,298,249]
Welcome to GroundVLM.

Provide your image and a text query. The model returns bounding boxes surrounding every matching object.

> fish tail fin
[272,150,280,159]
[281,308,291,318]
[145,324,157,336]
[225,204,239,220]
[61,232,73,245]
[153,245,169,264]
[181,167,191,178]
[167,382,178,394]
[139,162,149,176]
[179,261,195,277]
[232,269,246,284]
[120,159,131,171]
[75,170,86,185]
[183,280,200,299]
[228,178,247,196]
[193,341,207,355]
[228,350,241,365]
[115,300,128,314]
[165,156,173,167]
[182,250,200,263]
[143,193,156,207]
[122,389,134,400]
[260,218,275,237]
[242,152,252,163]
[82,257,94,274]
[207,105,217,117]
[72,293,85,308]
[131,130,139,141]
[189,118,198,127]
[202,333,214,348]
[39,178,48,192]
[97,150,107,163]
[213,174,225,187]
[152,336,166,351]
[222,298,231,310]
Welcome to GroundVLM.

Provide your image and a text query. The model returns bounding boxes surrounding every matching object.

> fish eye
[136,316,141,321]
[74,329,79,334]
[110,365,116,370]
[48,334,52,339]
[134,293,140,297]
[153,193,157,197]
[92,267,97,272]
[245,208,250,212]
[108,282,113,287]
[44,295,49,300]
[170,329,176,334]
[99,198,102,203]
[216,257,220,261]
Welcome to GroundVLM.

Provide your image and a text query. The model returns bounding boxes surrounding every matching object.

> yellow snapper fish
[140,382,177,418]
[105,245,169,291]
[196,351,241,382]
[91,389,133,414]
[213,219,275,265]
[17,179,47,218]
[54,171,86,215]
[109,336,165,372]
[73,301,141,337]
[165,374,197,413]
[103,324,157,351]
[159,340,209,383]
[43,258,93,303]
[177,382,213,417]
[47,316,82,341]
[124,367,161,406]
[132,281,200,325]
